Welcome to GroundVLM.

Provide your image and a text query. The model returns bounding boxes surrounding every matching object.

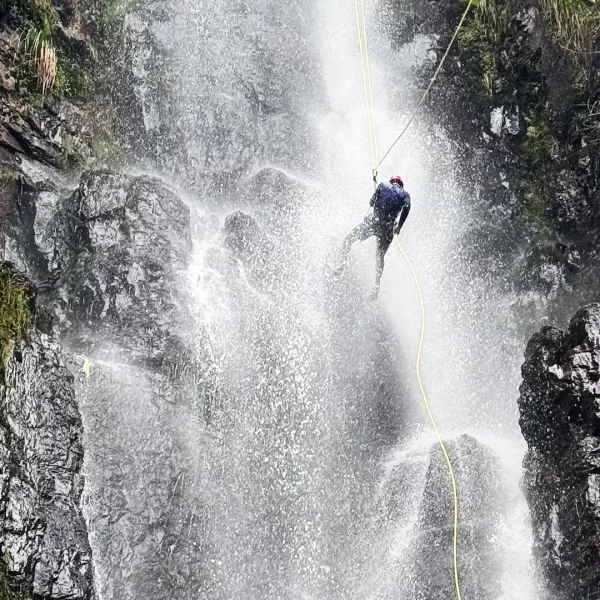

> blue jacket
[370,182,411,227]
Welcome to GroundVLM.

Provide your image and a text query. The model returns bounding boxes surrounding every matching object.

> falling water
[80,0,543,598]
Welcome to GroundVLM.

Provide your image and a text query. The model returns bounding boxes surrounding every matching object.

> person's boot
[333,251,349,276]
[334,261,347,276]
[369,285,380,300]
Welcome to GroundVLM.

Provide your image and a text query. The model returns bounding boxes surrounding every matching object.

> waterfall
[79,0,543,598]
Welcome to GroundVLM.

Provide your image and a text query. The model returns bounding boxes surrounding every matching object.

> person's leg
[337,216,376,273]
[373,225,394,296]
[342,217,373,254]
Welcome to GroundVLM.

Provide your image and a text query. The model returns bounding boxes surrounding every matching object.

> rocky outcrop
[0,15,118,282]
[48,171,193,364]
[519,303,600,598]
[0,2,226,599]
[76,361,216,600]
[0,2,131,598]
[375,435,503,599]
[413,435,502,600]
[0,86,99,281]
[0,315,94,599]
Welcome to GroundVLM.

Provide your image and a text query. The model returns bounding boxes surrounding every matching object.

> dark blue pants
[342,214,394,288]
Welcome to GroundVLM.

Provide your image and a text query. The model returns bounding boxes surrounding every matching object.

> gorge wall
[387,0,600,330]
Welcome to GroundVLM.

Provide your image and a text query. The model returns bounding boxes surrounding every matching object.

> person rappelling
[336,175,411,299]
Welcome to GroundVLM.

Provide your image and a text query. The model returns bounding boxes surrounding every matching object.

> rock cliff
[519,303,600,598]
[0,265,94,600]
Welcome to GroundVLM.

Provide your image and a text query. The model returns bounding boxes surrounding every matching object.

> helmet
[390,175,403,186]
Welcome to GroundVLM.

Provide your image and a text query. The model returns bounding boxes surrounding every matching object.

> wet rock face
[519,303,600,598]
[386,0,600,324]
[0,331,94,600]
[375,435,503,600]
[121,1,321,192]
[52,171,193,363]
[413,435,502,600]
[0,26,101,281]
[77,363,215,600]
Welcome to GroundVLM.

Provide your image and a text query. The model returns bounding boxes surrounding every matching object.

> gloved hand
[394,225,400,236]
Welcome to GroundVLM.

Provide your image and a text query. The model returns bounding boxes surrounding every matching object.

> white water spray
[79,0,545,598]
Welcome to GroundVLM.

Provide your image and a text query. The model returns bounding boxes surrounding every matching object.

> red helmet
[390,175,403,186]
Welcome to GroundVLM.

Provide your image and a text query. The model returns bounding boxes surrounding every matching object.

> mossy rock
[0,549,31,599]
[0,560,29,600]
[0,263,35,384]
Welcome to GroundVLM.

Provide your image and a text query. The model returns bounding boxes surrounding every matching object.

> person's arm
[394,193,411,234]
[369,184,382,207]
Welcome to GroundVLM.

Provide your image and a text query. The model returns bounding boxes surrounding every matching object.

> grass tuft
[538,0,599,52]
[473,0,511,43]
[18,12,58,93]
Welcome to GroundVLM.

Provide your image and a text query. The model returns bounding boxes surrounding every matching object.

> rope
[354,0,379,186]
[396,239,462,600]
[351,3,477,600]
[375,0,474,174]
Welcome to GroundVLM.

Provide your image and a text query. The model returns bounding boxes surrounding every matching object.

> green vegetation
[521,118,556,238]
[1,0,134,104]
[470,0,511,42]
[457,0,598,242]
[0,0,96,101]
[90,135,126,168]
[0,565,29,600]
[458,17,498,97]
[2,0,60,95]
[523,121,555,169]
[20,17,57,92]
[55,59,94,101]
[58,116,126,176]
[538,0,599,52]
[0,267,32,385]
[459,0,599,92]
[0,558,30,600]
[104,0,132,25]
[465,0,599,54]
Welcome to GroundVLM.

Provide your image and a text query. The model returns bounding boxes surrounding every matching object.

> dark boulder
[375,435,503,599]
[222,211,275,287]
[223,211,271,260]
[412,435,502,600]
[519,303,600,598]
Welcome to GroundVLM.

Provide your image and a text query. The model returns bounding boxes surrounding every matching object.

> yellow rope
[376,0,474,171]
[351,3,477,600]
[396,239,462,600]
[354,0,379,183]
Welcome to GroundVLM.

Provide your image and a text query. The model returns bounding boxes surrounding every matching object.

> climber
[337,175,411,299]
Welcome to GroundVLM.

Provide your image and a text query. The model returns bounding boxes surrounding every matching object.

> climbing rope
[375,0,475,178]
[352,3,476,600]
[395,240,463,600]
[354,0,380,185]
